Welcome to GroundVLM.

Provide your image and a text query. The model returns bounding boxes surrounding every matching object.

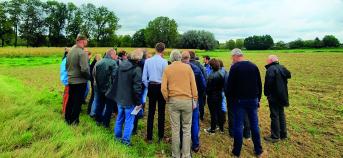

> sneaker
[264,136,280,143]
[204,128,215,134]
[256,151,267,158]
[192,145,200,153]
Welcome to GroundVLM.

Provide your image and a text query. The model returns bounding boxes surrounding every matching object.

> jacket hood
[266,62,291,79]
[119,60,133,72]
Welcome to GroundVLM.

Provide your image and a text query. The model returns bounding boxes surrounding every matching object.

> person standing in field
[189,51,207,121]
[60,47,70,114]
[142,42,168,143]
[161,50,198,158]
[226,48,264,157]
[65,35,90,125]
[88,54,102,116]
[181,50,206,152]
[264,55,291,143]
[114,49,143,145]
[93,48,118,128]
[203,55,211,76]
[204,58,225,134]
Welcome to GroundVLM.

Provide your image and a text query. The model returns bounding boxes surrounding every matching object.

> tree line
[0,0,341,50]
[221,35,341,50]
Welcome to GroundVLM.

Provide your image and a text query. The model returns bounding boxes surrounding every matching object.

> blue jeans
[191,105,200,149]
[232,98,262,156]
[114,105,135,145]
[90,87,99,117]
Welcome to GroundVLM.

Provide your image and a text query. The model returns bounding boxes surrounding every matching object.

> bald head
[181,51,190,63]
[267,55,279,64]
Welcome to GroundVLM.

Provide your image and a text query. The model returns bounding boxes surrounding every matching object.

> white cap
[231,48,243,56]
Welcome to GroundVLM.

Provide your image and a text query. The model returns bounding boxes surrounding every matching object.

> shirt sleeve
[161,69,169,101]
[142,61,149,87]
[79,50,90,80]
[189,67,198,100]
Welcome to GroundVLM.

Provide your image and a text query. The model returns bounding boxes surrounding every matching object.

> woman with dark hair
[87,54,102,115]
[60,47,70,114]
[204,58,225,134]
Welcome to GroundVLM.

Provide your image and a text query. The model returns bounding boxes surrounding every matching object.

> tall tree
[20,0,46,47]
[244,35,274,50]
[80,3,96,39]
[0,1,14,47]
[235,39,244,49]
[226,39,236,49]
[313,37,323,48]
[93,6,120,46]
[65,2,82,46]
[132,29,146,47]
[322,35,340,47]
[8,0,24,47]
[144,16,178,47]
[44,0,68,46]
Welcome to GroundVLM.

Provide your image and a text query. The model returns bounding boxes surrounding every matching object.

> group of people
[60,34,291,158]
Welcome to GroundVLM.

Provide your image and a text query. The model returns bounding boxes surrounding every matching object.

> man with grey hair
[114,49,143,145]
[162,50,198,158]
[93,48,118,128]
[226,48,264,157]
[264,55,291,143]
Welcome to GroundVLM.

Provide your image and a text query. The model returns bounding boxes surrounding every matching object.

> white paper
[131,106,142,115]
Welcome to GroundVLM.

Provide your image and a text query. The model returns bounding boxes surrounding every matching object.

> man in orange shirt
[161,49,198,158]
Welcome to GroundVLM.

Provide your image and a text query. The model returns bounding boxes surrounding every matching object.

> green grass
[0,48,342,157]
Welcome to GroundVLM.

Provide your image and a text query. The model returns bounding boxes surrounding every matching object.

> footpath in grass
[0,75,157,157]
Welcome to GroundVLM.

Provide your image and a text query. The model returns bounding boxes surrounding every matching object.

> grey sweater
[66,45,90,84]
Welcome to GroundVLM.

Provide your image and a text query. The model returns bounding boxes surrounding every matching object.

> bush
[244,35,274,50]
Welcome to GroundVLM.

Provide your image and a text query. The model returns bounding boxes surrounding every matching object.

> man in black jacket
[93,48,118,128]
[114,49,143,145]
[264,55,291,143]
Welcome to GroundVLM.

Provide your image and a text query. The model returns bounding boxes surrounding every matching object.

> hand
[192,99,197,110]
[136,104,143,108]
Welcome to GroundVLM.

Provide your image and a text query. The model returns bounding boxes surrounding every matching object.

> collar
[265,62,279,69]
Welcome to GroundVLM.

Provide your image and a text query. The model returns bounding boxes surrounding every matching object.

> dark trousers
[227,98,251,138]
[87,82,95,114]
[199,92,205,120]
[65,83,87,125]
[208,97,225,131]
[95,92,117,127]
[147,83,166,140]
[232,98,262,157]
[268,99,287,139]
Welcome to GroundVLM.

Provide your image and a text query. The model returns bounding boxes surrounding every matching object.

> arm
[256,67,262,102]
[142,61,148,87]
[264,68,275,97]
[189,67,198,100]
[161,70,169,101]
[133,67,143,105]
[79,51,90,80]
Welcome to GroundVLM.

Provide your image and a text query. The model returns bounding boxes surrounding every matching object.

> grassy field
[0,47,342,158]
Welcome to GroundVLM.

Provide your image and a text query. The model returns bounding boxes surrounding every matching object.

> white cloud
[57,0,343,42]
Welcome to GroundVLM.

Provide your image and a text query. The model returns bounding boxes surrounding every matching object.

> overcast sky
[58,0,343,42]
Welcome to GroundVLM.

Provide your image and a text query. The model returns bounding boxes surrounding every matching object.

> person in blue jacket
[60,48,69,114]
[182,51,206,152]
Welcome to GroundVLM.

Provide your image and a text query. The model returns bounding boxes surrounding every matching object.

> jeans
[114,105,135,145]
[227,100,251,138]
[89,87,99,117]
[232,98,263,156]
[65,83,87,124]
[191,105,200,149]
[87,82,95,114]
[268,99,287,139]
[95,92,116,127]
[147,83,166,140]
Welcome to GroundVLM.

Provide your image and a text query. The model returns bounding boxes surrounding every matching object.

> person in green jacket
[65,35,90,125]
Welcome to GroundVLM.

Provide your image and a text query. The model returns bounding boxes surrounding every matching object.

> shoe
[192,145,200,153]
[256,151,267,158]
[220,129,224,134]
[204,128,215,134]
[145,139,153,144]
[264,136,280,143]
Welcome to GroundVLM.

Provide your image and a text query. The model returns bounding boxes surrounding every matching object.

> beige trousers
[167,97,193,158]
